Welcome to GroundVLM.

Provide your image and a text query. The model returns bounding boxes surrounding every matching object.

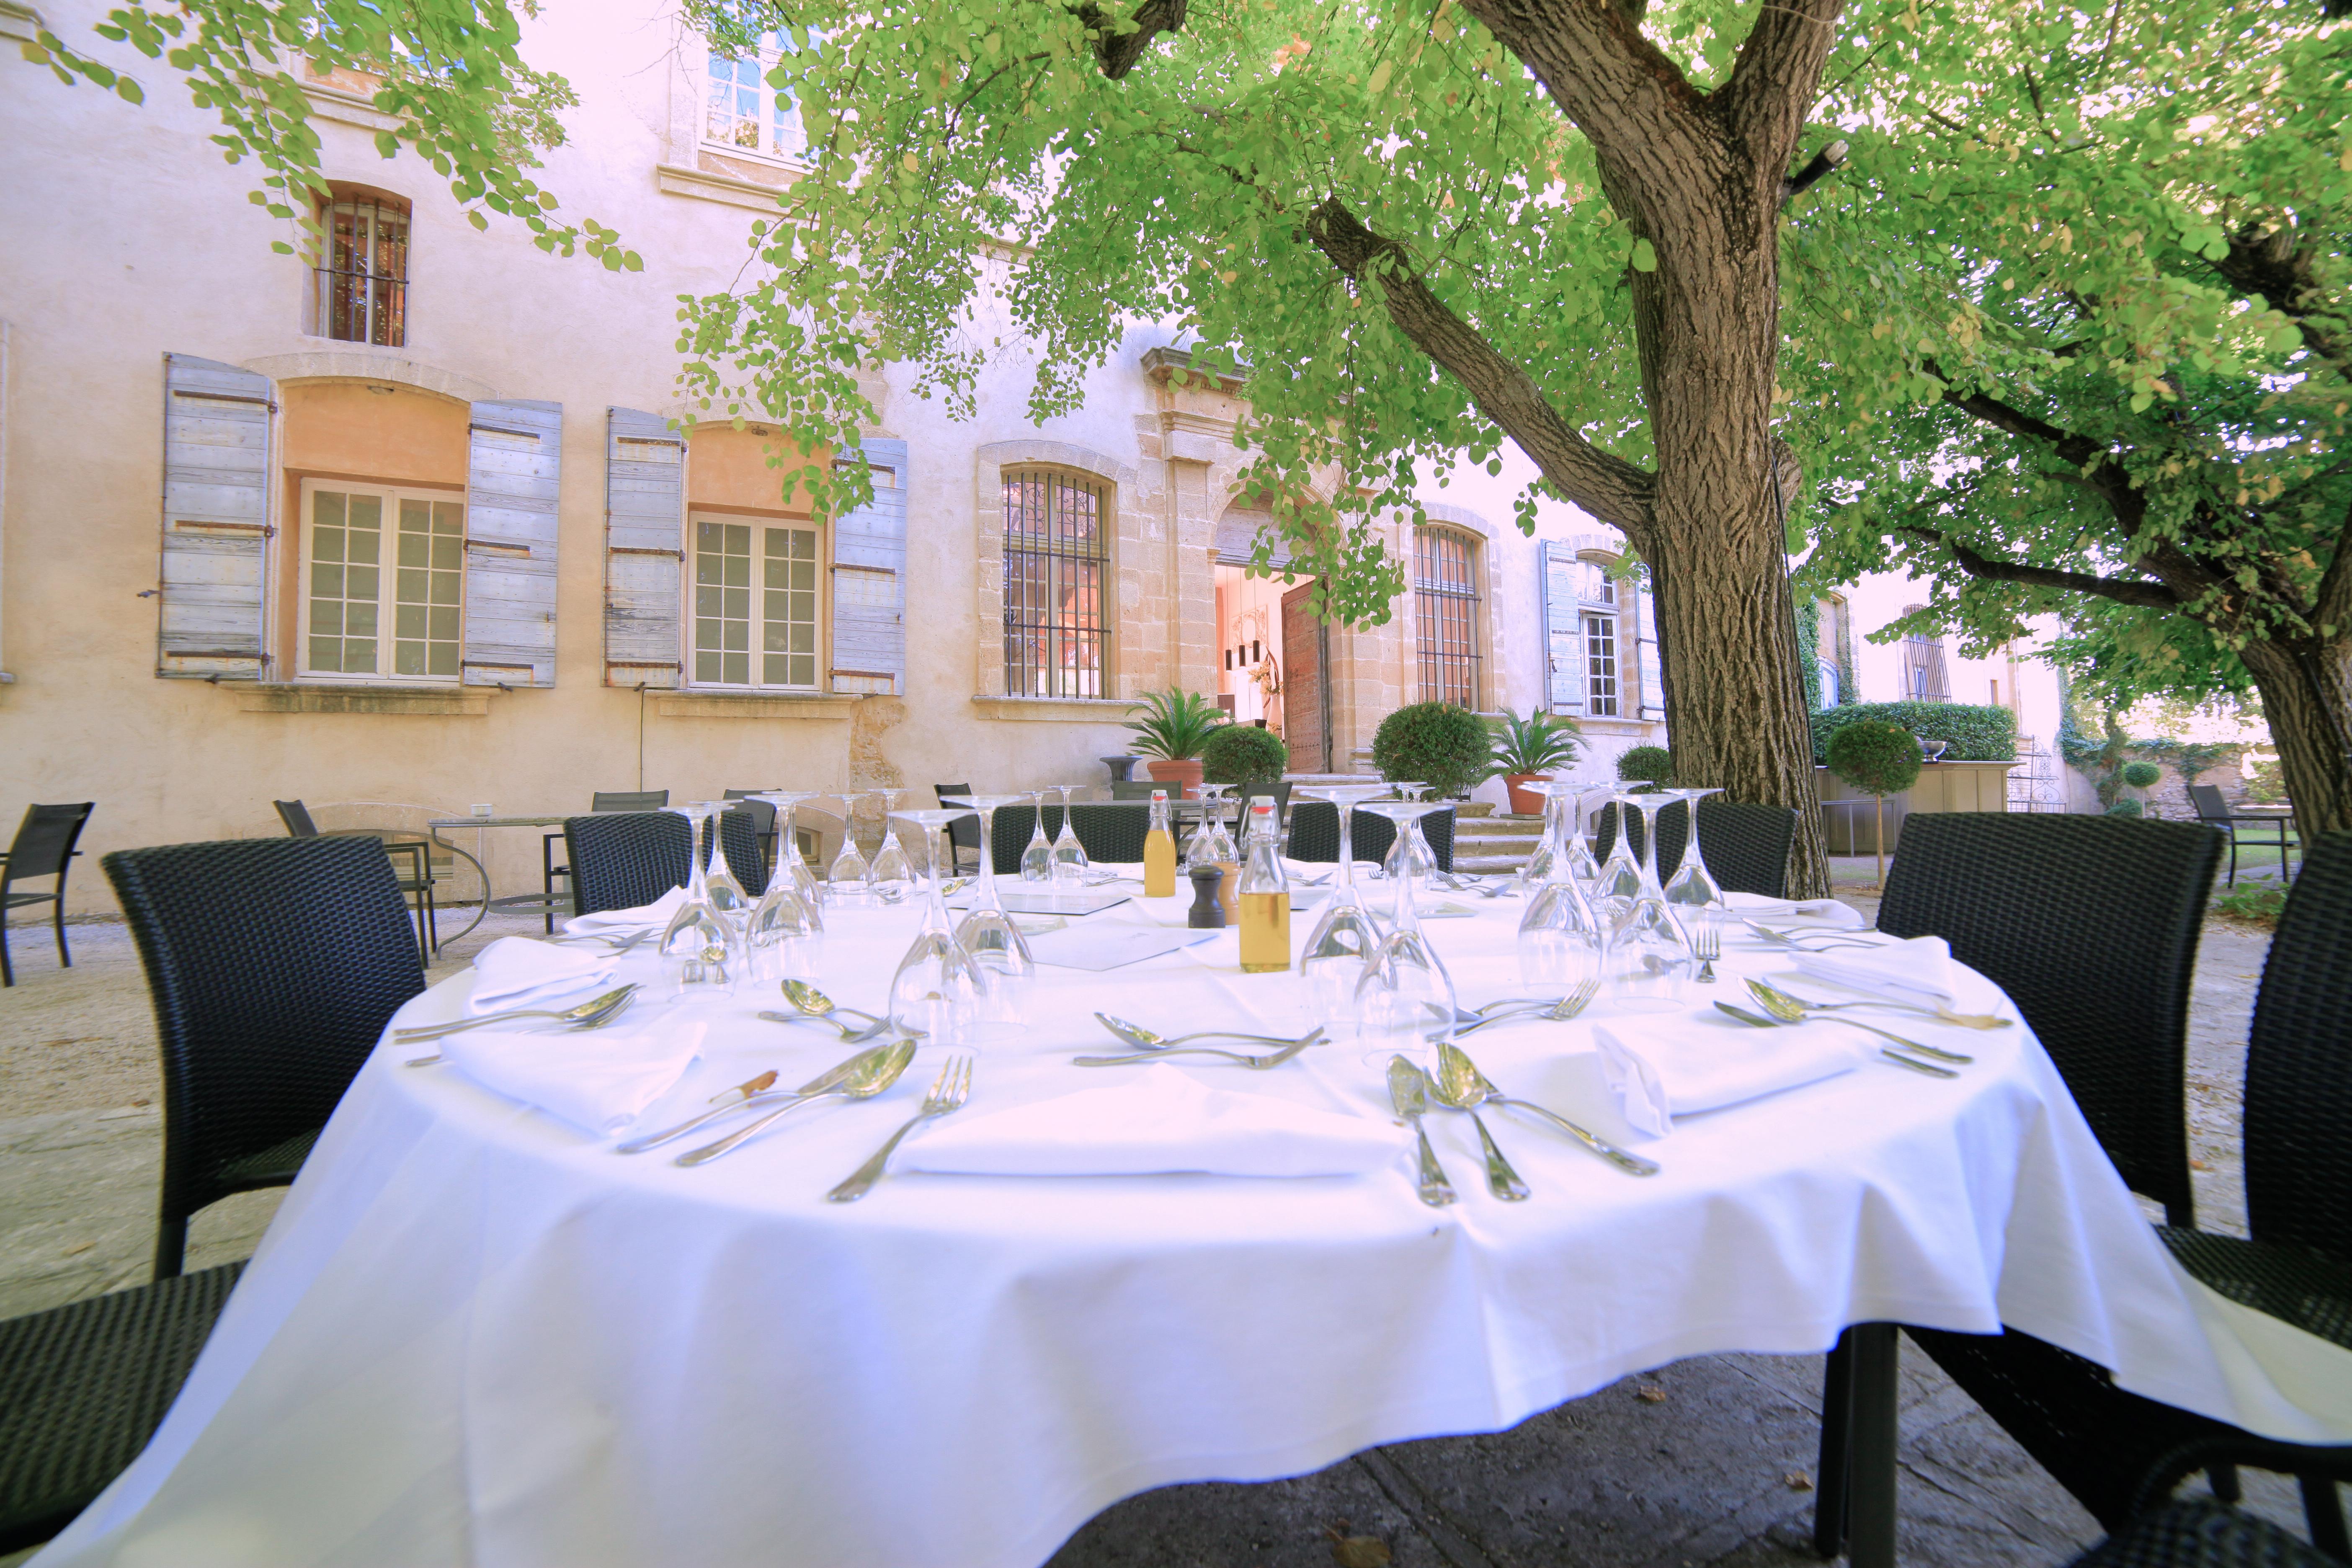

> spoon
[1712,1001,1960,1078]
[1737,982,1974,1063]
[781,980,890,1030]
[1434,1042,1660,1176]
[1745,977,2006,1033]
[618,1045,905,1153]
[673,1040,918,1166]
[1423,1046,1530,1201]
[400,984,639,1065]
[1095,1013,1324,1051]
[758,1010,898,1044]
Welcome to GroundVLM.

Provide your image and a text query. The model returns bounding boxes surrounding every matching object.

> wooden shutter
[462,399,562,687]
[604,408,685,688]
[1540,541,1585,717]
[830,438,908,695]
[158,353,274,679]
[1634,577,1666,722]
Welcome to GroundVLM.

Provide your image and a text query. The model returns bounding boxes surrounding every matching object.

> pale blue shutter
[1634,577,1666,722]
[158,353,273,679]
[830,438,907,695]
[604,408,685,688]
[463,399,561,686]
[1540,541,1585,716]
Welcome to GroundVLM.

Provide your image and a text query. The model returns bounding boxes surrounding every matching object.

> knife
[1387,1057,1458,1209]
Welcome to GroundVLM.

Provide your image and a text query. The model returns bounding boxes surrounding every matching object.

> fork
[1452,978,1599,1035]
[1692,920,1721,983]
[825,1055,974,1203]
[1071,1037,1315,1070]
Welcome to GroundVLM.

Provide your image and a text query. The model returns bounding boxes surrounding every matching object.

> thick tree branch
[1454,0,1706,181]
[2210,221,2352,380]
[1302,194,1656,535]
[1071,0,1185,79]
[2316,495,2352,638]
[1924,358,2148,529]
[1715,0,1844,155]
[1897,526,2179,608]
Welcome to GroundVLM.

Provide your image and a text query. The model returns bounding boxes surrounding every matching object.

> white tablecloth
[36,877,2352,1568]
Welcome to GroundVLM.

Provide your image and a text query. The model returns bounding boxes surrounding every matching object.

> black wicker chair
[715,807,769,897]
[1591,797,1687,879]
[536,790,673,933]
[562,811,692,917]
[0,1260,246,1553]
[1893,833,2352,1557]
[274,798,437,963]
[722,791,779,877]
[0,802,92,988]
[987,804,1160,872]
[1592,799,1800,897]
[104,838,425,1280]
[934,784,983,872]
[2068,1501,2341,1568]
[1286,802,1456,874]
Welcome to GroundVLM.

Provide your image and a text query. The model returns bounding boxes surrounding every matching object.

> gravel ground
[0,897,2300,1565]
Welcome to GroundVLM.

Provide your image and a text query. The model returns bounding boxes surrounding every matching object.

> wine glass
[698,802,754,931]
[938,794,1036,1024]
[751,791,826,923]
[1600,793,1693,1011]
[1018,791,1054,883]
[659,801,743,998]
[743,803,825,985]
[866,789,918,903]
[1514,778,1586,892]
[1353,799,1460,1065]
[1187,783,1238,870]
[886,808,985,1047]
[827,791,873,905]
[1658,787,1728,911]
[1382,781,1439,890]
[1049,784,1090,885]
[1594,789,1651,906]
[1297,782,1397,1025]
[1518,783,1607,991]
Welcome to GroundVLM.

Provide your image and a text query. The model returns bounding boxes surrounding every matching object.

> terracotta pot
[1505,773,1552,817]
[1146,758,1205,799]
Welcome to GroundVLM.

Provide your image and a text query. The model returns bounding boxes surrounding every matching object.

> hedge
[1810,701,2017,764]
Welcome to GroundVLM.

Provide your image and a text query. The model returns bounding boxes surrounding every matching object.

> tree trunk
[2237,635,2352,843]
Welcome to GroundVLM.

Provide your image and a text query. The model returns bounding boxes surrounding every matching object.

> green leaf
[1630,237,1657,273]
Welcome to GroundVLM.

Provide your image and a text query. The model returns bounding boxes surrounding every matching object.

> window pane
[1585,612,1619,717]
[1413,527,1480,707]
[693,521,761,686]
[1002,472,1110,697]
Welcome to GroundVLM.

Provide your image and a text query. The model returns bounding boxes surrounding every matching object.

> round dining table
[33,872,2352,1568]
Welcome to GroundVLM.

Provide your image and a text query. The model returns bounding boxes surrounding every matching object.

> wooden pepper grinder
[1186,864,1228,928]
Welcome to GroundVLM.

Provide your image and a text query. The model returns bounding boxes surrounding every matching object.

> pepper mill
[1186,864,1228,928]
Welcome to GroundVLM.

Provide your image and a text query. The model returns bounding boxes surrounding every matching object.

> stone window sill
[969,695,1137,724]
[656,691,859,720]
[240,685,488,716]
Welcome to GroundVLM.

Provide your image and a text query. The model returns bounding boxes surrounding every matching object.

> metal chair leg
[54,897,72,968]
[0,911,12,987]
[1815,1330,1856,1558]
[154,1213,188,1281]
[2303,1475,2349,1561]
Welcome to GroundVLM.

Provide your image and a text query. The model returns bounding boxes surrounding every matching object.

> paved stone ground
[0,872,2303,1565]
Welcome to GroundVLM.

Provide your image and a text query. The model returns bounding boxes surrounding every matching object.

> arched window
[1414,526,1482,708]
[314,189,409,346]
[1003,469,1110,697]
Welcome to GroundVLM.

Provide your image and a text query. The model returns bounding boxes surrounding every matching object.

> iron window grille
[1414,526,1483,709]
[1003,469,1110,697]
[316,196,408,347]
[1901,632,1952,702]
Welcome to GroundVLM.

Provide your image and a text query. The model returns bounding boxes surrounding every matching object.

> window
[1413,527,1482,708]
[691,515,823,688]
[1899,607,1951,702]
[301,481,462,680]
[1003,469,1109,697]
[1584,612,1620,717]
[705,35,802,160]
[315,194,409,346]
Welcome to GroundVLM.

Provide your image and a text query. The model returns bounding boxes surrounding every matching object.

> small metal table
[426,814,574,933]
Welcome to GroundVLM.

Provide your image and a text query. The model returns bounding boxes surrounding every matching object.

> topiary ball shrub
[1201,722,1289,785]
[2105,799,2145,818]
[1372,702,1492,797]
[1825,721,1922,798]
[1616,745,1675,788]
[2120,760,2163,790]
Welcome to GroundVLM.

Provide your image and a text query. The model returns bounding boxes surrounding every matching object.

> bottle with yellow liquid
[1236,800,1291,972]
[1142,789,1178,897]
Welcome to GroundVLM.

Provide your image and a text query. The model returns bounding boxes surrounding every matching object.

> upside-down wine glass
[1187,782,1238,872]
[690,802,755,934]
[1049,784,1090,885]
[1515,778,1589,892]
[743,796,825,985]
[1297,782,1398,1026]
[753,791,826,918]
[1018,791,1054,883]
[1658,787,1728,911]
[1601,792,1693,1012]
[886,808,985,1047]
[1382,781,1439,890]
[826,790,874,905]
[939,794,1036,1025]
[1353,798,1460,1067]
[660,801,743,998]
[1593,791,1650,906]
[866,789,919,903]
[1517,781,1607,991]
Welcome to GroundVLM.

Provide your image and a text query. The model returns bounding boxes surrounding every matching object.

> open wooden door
[1281,581,1329,774]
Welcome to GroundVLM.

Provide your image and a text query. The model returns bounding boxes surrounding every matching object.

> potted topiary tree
[1123,689,1226,798]
[1615,745,1675,791]
[1201,722,1289,788]
[2107,758,2162,818]
[1825,720,1922,887]
[1371,701,1493,798]
[1491,708,1583,815]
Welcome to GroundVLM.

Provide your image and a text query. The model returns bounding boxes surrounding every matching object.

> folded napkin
[442,1021,707,1137]
[1593,1019,1867,1138]
[903,1063,1402,1178]
[561,885,689,936]
[467,937,620,1015]
[1790,934,1958,1009]
[1724,891,1867,930]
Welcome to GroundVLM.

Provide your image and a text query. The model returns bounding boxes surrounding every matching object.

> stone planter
[1145,758,1204,799]
[1504,772,1552,817]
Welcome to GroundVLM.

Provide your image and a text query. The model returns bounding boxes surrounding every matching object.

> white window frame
[1576,553,1622,717]
[297,477,465,684]
[685,510,828,693]
[701,34,804,165]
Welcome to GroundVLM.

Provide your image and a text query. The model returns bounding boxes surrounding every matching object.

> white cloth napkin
[1724,891,1867,930]
[1790,934,1959,1009]
[1593,1019,1867,1138]
[467,937,621,1015]
[442,1021,707,1137]
[903,1064,1403,1178]
[561,885,689,936]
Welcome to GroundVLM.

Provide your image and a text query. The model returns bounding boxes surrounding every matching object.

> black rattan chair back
[1287,802,1455,872]
[2243,832,2352,1260]
[272,799,319,838]
[989,805,1050,875]
[591,790,669,812]
[716,808,769,897]
[1233,781,1293,830]
[1878,812,2224,1224]
[564,812,692,916]
[934,784,981,858]
[1687,802,1799,898]
[1593,798,1688,879]
[1068,804,1150,864]
[103,838,423,1278]
[1108,781,1162,802]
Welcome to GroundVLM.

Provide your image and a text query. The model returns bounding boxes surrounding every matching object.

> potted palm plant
[1123,689,1226,798]
[1490,708,1584,816]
